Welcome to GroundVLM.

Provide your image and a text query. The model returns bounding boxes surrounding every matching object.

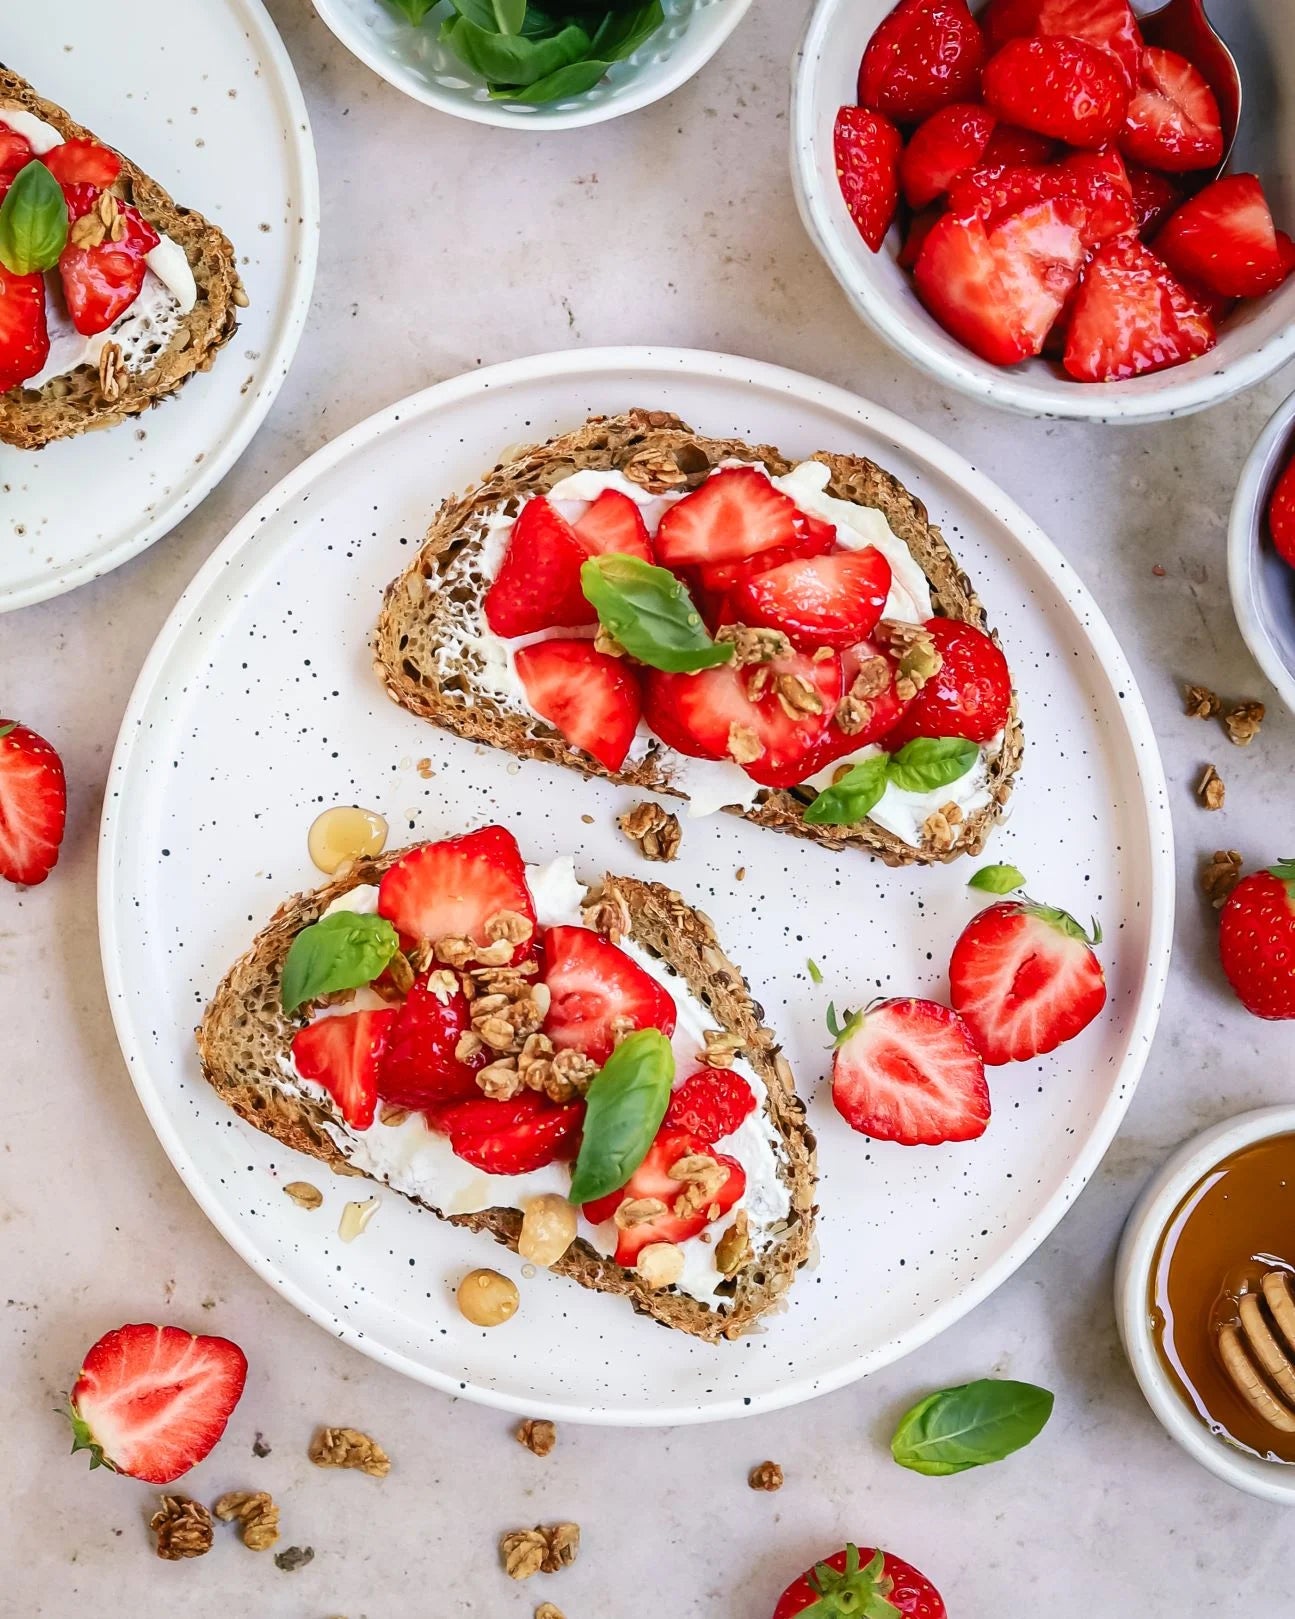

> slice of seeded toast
[373,411,1023,867]
[0,66,243,449]
[196,850,817,1342]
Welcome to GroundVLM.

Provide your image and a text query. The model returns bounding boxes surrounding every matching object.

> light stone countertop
[3,2,1294,1614]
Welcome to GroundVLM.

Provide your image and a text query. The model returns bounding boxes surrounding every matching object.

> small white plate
[100,347,1173,1424]
[0,0,319,613]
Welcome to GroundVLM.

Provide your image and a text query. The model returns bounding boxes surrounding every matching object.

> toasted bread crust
[196,850,817,1342]
[0,66,243,449]
[373,411,1022,866]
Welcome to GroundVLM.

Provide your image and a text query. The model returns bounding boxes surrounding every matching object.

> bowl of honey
[1116,1107,1295,1503]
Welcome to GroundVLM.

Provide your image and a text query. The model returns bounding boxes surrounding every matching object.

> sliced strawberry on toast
[1119,46,1223,173]
[290,1008,397,1130]
[834,105,903,252]
[0,266,50,395]
[881,618,1012,748]
[42,137,122,190]
[483,496,595,636]
[378,970,486,1109]
[655,466,800,568]
[541,924,677,1065]
[435,1091,585,1174]
[572,488,653,561]
[0,719,66,886]
[59,190,161,338]
[377,826,536,956]
[582,1126,746,1265]
[831,998,990,1145]
[1062,235,1215,382]
[732,548,893,650]
[662,1070,757,1142]
[1155,174,1292,300]
[515,637,642,773]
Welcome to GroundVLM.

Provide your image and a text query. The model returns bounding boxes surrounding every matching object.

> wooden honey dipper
[1217,1271,1295,1433]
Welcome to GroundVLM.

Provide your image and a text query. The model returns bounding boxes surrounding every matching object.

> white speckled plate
[100,349,1174,1424]
[0,0,318,612]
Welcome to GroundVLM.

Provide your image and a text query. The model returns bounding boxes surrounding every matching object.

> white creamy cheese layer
[799,730,1003,846]
[287,858,792,1305]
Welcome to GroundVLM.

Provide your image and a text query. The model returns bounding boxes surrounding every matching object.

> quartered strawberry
[582,1126,745,1265]
[1062,235,1215,382]
[947,161,1059,229]
[900,102,997,210]
[1155,174,1292,300]
[980,0,1143,83]
[810,637,913,761]
[662,1070,757,1142]
[377,826,536,956]
[982,36,1131,149]
[290,1008,397,1130]
[950,899,1107,1063]
[1120,46,1223,173]
[514,638,642,773]
[58,192,160,338]
[66,1323,247,1486]
[542,925,677,1065]
[857,0,986,123]
[642,646,843,789]
[0,266,49,393]
[899,206,944,269]
[980,123,1057,167]
[0,720,66,885]
[1055,148,1135,246]
[571,487,652,561]
[377,970,485,1109]
[0,128,32,186]
[1218,861,1295,1021]
[483,496,594,636]
[882,618,1011,749]
[1127,163,1181,236]
[831,998,990,1145]
[42,137,122,189]
[732,547,893,650]
[655,466,800,569]
[834,105,903,252]
[914,196,1085,365]
[774,1544,947,1619]
[438,1091,585,1174]
[1268,454,1295,569]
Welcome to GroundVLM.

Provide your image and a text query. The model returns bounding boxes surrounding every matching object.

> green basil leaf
[580,554,733,672]
[807,957,823,984]
[445,17,590,85]
[451,0,527,31]
[0,161,68,275]
[518,4,563,37]
[802,754,890,826]
[885,735,977,795]
[890,1379,1054,1476]
[590,0,664,60]
[968,863,1026,895]
[384,0,438,22]
[568,1027,674,1204]
[281,911,400,1014]
[489,56,610,100]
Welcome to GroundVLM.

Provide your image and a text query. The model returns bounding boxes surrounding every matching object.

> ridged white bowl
[1228,387,1295,715]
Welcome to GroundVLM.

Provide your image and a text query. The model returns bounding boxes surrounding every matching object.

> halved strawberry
[0,128,32,183]
[655,466,799,569]
[377,970,485,1109]
[1055,148,1135,246]
[439,1091,585,1175]
[0,720,66,885]
[290,1009,397,1130]
[514,638,642,773]
[571,488,652,561]
[831,998,990,1145]
[733,547,892,650]
[980,0,1143,83]
[947,161,1059,229]
[694,514,837,600]
[582,1126,745,1265]
[542,925,677,1065]
[0,266,49,393]
[914,196,1085,365]
[1119,46,1222,173]
[1127,163,1181,236]
[980,123,1057,167]
[881,618,1011,749]
[1269,454,1295,569]
[950,899,1107,1063]
[834,105,903,252]
[802,639,913,768]
[42,138,122,189]
[66,1323,247,1485]
[1155,174,1292,300]
[58,193,160,338]
[483,497,594,636]
[982,36,1130,149]
[1062,235,1215,382]
[899,206,944,269]
[642,646,843,789]
[900,102,997,210]
[662,1070,757,1142]
[377,826,536,955]
[857,0,986,123]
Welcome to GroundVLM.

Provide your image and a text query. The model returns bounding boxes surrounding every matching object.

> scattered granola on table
[149,1495,213,1560]
[1201,849,1244,909]
[1223,701,1265,746]
[516,1417,557,1457]
[501,1523,580,1579]
[1196,764,1225,811]
[618,800,682,862]
[749,1460,785,1491]
[308,1425,390,1476]
[542,1522,580,1572]
[1183,683,1221,719]
[536,1605,566,1619]
[214,1489,280,1550]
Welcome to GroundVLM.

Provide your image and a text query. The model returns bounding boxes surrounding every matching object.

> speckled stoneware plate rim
[1114,1105,1295,1504]
[0,0,319,613]
[99,347,1174,1425]
[309,0,751,130]
[789,0,1295,424]
[1228,387,1295,715]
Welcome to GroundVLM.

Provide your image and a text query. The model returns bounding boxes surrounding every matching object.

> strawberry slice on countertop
[662,1070,757,1142]
[1062,235,1215,382]
[514,637,643,774]
[58,189,160,338]
[42,137,122,189]
[899,102,997,211]
[1119,46,1223,173]
[377,826,537,958]
[290,1008,397,1130]
[982,35,1131,150]
[66,1323,248,1486]
[582,1126,746,1265]
[881,618,1011,749]
[571,487,653,561]
[1268,455,1295,570]
[1219,861,1295,1021]
[1155,174,1293,300]
[378,970,486,1109]
[0,719,66,886]
[832,998,990,1145]
[950,898,1107,1064]
[834,105,902,252]
[0,266,50,395]
[857,0,986,124]
[483,496,595,637]
[542,924,677,1066]
[732,547,893,651]
[435,1091,585,1174]
[980,0,1143,84]
[654,466,800,569]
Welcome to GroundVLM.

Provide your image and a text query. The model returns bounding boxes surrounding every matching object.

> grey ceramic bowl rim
[1228,387,1295,715]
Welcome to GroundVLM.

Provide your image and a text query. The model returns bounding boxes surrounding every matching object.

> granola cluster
[836,653,893,736]
[922,801,965,851]
[717,622,791,665]
[1201,849,1244,908]
[1184,682,1266,746]
[618,800,682,862]
[214,1490,280,1550]
[308,1425,391,1477]
[150,1495,214,1561]
[515,1418,557,1457]
[501,1522,581,1580]
[876,618,944,702]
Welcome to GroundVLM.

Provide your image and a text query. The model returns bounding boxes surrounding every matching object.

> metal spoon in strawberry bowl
[1136,0,1241,176]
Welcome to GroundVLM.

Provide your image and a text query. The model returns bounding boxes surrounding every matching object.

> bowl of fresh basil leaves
[312,0,751,126]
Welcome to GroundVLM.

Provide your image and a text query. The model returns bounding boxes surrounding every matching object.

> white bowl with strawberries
[791,0,1295,420]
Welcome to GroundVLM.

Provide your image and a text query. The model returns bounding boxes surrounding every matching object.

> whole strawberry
[1219,861,1295,1020]
[0,719,66,885]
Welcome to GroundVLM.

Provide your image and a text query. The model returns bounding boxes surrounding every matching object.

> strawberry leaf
[1269,859,1295,901]
[803,1545,901,1618]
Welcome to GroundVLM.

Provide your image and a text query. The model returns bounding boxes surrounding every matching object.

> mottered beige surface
[3,0,1295,1614]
